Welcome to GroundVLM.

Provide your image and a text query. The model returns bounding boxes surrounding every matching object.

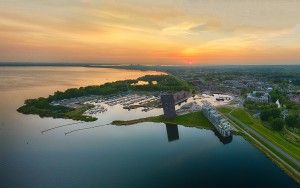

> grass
[231,108,300,160]
[219,106,300,183]
[112,111,212,129]
[231,116,300,169]
[218,107,232,114]
[283,128,300,147]
[65,105,97,122]
[241,131,300,184]
[18,101,97,122]
[114,105,300,183]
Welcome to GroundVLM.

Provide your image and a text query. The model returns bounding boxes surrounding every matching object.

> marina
[51,92,162,116]
[50,91,234,117]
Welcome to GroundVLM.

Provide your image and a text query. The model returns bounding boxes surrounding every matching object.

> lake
[0,66,298,188]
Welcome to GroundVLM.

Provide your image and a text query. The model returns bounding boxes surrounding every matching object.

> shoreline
[112,109,300,184]
[17,74,193,122]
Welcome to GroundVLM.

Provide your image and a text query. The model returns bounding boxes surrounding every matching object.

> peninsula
[17,74,193,121]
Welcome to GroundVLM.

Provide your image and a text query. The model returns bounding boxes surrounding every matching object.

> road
[220,111,300,180]
[229,117,300,181]
[228,114,300,167]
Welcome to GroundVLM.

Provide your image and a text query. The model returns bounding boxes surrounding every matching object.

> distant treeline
[89,64,300,86]
[88,64,300,75]
[48,75,192,101]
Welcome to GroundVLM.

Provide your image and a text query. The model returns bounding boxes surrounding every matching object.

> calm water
[0,66,298,188]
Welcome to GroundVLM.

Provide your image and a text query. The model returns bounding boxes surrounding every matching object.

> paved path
[225,115,300,178]
[228,114,300,167]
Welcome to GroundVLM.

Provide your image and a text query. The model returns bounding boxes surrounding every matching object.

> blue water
[0,67,298,188]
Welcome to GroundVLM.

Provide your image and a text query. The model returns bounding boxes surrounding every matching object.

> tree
[296,119,300,129]
[285,114,298,128]
[241,88,250,98]
[260,110,270,121]
[260,107,281,121]
[270,118,285,131]
[269,89,287,104]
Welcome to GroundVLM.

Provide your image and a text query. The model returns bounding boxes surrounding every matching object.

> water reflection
[165,123,232,144]
[213,129,233,144]
[165,124,179,142]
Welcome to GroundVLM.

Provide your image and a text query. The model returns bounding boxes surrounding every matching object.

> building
[160,91,191,118]
[246,91,270,103]
[161,94,176,118]
[173,91,190,103]
[289,94,300,103]
[267,87,273,93]
[202,101,231,137]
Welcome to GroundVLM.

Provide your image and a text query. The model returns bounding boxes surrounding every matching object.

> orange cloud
[0,0,300,64]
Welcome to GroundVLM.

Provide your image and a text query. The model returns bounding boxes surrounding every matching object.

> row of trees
[269,118,285,131]
[269,114,300,131]
[260,107,281,121]
[48,75,193,102]
[259,105,285,131]
[285,113,300,129]
[49,80,133,101]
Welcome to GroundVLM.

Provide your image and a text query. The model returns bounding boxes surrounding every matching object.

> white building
[267,87,273,93]
[246,91,269,103]
[202,101,231,137]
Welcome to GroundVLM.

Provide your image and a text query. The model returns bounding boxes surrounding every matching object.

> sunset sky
[1,0,300,65]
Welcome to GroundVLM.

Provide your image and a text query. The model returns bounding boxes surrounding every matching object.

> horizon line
[1,62,300,67]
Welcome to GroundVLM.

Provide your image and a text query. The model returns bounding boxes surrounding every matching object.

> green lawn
[17,99,97,122]
[218,107,232,114]
[65,105,97,122]
[230,108,300,160]
[112,111,212,129]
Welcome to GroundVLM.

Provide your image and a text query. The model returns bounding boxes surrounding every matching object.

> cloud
[1,0,300,64]
[189,24,208,32]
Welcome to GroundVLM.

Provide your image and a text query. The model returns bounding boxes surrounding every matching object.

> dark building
[161,94,176,118]
[165,124,179,142]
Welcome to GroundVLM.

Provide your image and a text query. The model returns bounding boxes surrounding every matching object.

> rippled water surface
[0,66,298,188]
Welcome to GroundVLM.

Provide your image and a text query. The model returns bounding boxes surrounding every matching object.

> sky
[1,0,300,65]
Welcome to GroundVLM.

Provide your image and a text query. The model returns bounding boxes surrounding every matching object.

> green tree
[270,118,285,131]
[269,89,287,104]
[285,114,298,128]
[260,107,281,121]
